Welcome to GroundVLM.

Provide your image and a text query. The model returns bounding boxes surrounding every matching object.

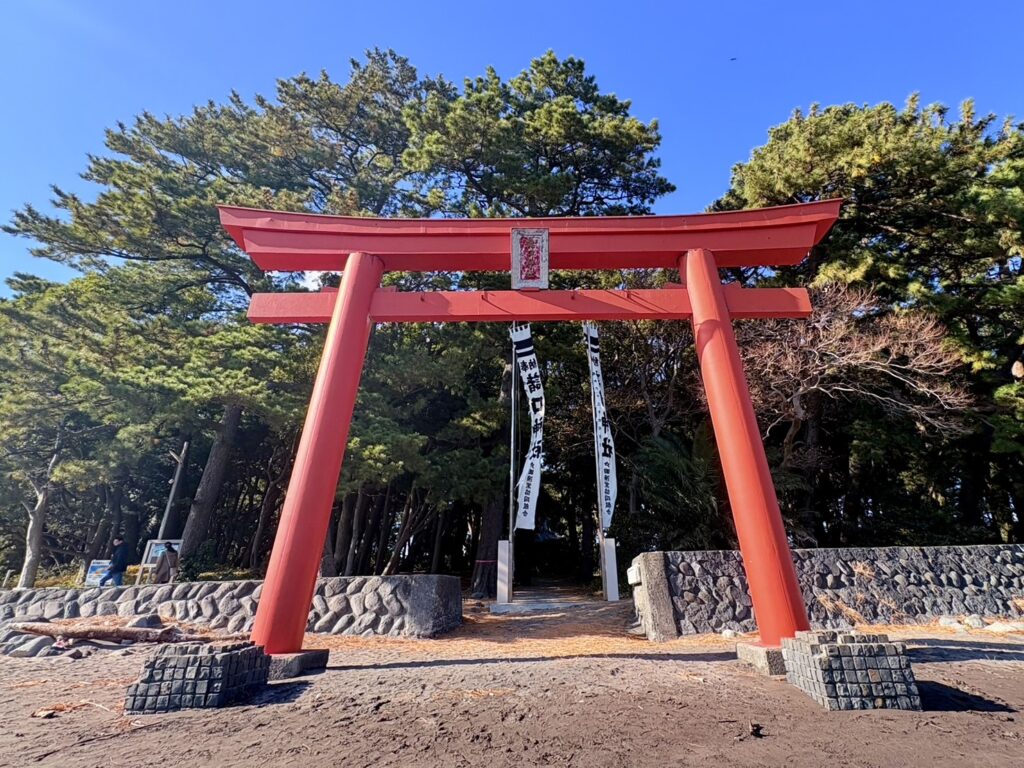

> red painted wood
[684,249,810,646]
[246,287,811,324]
[224,200,842,654]
[219,200,841,272]
[249,252,384,655]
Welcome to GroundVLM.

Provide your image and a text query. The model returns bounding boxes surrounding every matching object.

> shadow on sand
[326,651,736,672]
[252,679,312,706]
[917,679,1014,712]
[908,638,1024,663]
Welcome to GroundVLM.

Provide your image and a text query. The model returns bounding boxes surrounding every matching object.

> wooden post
[251,252,384,654]
[683,249,810,646]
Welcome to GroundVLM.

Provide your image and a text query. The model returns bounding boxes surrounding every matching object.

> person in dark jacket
[100,536,129,586]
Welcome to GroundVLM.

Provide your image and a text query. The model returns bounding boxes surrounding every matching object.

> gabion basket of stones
[125,641,270,714]
[781,630,922,711]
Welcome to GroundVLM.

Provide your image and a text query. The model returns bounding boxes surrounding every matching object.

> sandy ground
[1,601,1023,768]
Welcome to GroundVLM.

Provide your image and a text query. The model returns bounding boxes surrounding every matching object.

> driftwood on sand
[9,622,247,644]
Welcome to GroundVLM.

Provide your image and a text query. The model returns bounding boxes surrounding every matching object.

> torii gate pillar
[684,249,809,645]
[251,252,383,654]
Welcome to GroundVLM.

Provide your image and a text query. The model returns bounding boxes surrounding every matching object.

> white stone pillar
[497,540,512,603]
[600,537,619,602]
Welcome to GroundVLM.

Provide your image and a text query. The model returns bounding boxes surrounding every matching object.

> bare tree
[738,284,972,469]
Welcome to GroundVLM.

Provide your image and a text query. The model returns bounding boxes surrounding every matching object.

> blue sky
[1,0,1021,295]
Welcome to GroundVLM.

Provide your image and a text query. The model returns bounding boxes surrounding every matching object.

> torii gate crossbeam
[247,285,812,324]
[219,200,841,654]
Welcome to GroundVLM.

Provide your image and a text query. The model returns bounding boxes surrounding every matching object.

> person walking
[153,542,179,584]
[99,536,129,586]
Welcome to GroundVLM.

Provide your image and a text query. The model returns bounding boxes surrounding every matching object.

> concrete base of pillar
[268,649,330,680]
[736,641,787,677]
[496,540,511,604]
[600,538,619,602]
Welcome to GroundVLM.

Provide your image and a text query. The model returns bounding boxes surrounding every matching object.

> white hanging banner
[584,322,617,531]
[511,323,544,530]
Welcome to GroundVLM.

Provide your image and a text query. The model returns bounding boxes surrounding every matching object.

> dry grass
[851,561,876,580]
[10,679,54,690]
[8,677,137,691]
[874,596,909,622]
[858,617,1024,637]
[31,699,116,719]
[815,593,867,625]
[305,603,736,662]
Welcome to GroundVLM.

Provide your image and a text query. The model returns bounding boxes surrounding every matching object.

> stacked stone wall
[631,544,1024,639]
[0,574,462,638]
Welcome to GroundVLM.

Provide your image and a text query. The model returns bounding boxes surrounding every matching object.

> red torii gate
[219,199,841,654]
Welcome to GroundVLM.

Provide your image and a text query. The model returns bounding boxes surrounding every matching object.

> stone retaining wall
[630,544,1024,641]
[0,574,462,638]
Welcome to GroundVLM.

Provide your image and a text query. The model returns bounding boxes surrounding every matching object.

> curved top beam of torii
[218,199,841,273]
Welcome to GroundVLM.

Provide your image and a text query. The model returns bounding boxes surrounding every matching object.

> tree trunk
[839,446,863,547]
[219,481,248,562]
[579,509,595,583]
[470,358,513,597]
[356,487,388,575]
[249,482,281,571]
[17,433,63,589]
[957,424,993,532]
[566,502,579,574]
[344,490,373,575]
[467,510,480,575]
[333,492,356,572]
[470,496,502,597]
[106,483,123,550]
[180,404,242,558]
[383,490,422,575]
[1008,466,1024,543]
[794,393,823,546]
[430,508,448,574]
[248,435,298,571]
[450,508,471,575]
[115,483,140,559]
[81,497,113,573]
[158,438,190,539]
[320,515,338,576]
[374,495,398,575]
[17,487,50,589]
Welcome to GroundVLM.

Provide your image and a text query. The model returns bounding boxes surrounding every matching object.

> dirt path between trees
[1,601,1023,767]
